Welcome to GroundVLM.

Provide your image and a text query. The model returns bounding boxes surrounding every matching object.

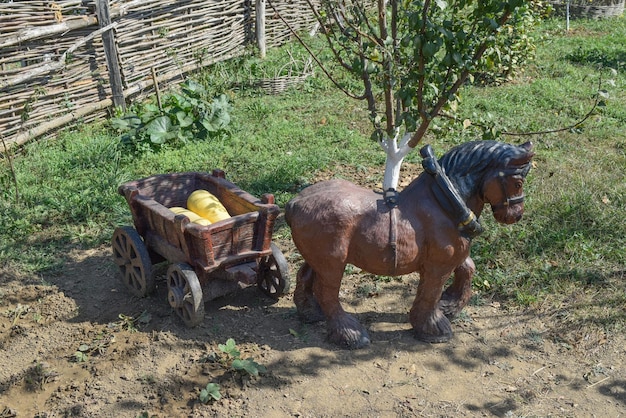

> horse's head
[481,141,534,224]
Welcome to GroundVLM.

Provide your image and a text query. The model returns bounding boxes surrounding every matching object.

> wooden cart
[111,169,290,327]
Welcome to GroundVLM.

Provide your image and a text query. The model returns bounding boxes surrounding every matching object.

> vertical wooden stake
[151,67,162,111]
[256,0,266,58]
[96,0,125,109]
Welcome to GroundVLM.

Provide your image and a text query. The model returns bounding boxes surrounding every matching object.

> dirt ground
[1,166,625,417]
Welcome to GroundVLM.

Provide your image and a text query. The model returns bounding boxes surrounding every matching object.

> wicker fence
[549,0,625,19]
[0,0,320,149]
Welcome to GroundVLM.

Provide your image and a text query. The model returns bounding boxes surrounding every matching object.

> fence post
[256,0,266,58]
[96,0,125,109]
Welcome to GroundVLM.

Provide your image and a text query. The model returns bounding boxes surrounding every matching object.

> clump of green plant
[72,329,116,362]
[217,338,266,377]
[199,382,222,404]
[110,311,152,333]
[24,362,59,391]
[111,79,232,153]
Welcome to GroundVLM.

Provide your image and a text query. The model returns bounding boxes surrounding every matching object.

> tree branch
[408,7,513,148]
[270,0,368,100]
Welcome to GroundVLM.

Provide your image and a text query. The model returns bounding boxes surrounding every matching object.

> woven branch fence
[0,0,320,149]
[548,0,625,19]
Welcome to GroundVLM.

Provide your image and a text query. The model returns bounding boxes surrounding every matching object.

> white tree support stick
[380,130,413,191]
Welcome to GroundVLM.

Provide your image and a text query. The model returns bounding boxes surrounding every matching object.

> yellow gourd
[187,190,231,223]
[169,206,212,226]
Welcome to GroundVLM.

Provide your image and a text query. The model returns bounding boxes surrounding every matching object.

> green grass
[1,17,625,332]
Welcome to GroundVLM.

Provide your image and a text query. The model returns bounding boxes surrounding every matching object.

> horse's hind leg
[294,262,325,323]
[312,266,371,349]
[438,257,475,319]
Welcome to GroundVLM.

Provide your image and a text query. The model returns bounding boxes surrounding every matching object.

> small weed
[110,311,151,333]
[451,311,473,324]
[199,382,222,403]
[469,293,486,307]
[72,330,116,362]
[526,329,544,345]
[356,283,380,298]
[217,338,267,377]
[344,264,360,275]
[218,338,240,358]
[374,275,397,283]
[73,345,89,363]
[139,374,156,384]
[7,304,29,326]
[24,362,59,391]
[289,326,309,342]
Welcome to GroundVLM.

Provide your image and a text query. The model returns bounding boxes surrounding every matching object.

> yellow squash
[169,206,212,226]
[187,190,231,223]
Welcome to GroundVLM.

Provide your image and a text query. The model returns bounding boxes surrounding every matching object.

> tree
[294,0,539,191]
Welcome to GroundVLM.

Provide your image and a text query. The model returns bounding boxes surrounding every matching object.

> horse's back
[285,179,377,227]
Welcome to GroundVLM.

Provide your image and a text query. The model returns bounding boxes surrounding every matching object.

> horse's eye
[515,182,523,190]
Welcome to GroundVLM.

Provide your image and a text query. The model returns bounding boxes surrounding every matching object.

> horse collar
[420,145,484,240]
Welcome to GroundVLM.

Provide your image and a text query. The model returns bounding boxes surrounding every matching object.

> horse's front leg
[439,256,475,319]
[312,267,371,349]
[409,266,454,343]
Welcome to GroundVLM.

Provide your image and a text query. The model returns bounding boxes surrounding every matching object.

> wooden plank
[97,0,126,109]
[256,0,266,58]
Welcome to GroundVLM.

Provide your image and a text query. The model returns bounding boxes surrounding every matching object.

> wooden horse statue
[285,140,534,348]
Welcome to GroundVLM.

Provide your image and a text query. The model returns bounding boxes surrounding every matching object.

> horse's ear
[520,141,533,152]
[510,141,534,165]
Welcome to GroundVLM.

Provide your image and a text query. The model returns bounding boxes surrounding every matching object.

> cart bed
[118,170,280,275]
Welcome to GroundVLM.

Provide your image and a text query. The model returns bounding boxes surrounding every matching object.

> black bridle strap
[489,172,525,211]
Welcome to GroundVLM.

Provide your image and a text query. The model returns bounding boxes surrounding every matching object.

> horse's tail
[284,198,295,227]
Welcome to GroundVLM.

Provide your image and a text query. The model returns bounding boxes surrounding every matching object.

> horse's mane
[438,141,532,199]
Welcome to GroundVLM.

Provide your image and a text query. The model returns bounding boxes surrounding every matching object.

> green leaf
[422,42,438,59]
[232,358,266,377]
[73,351,88,362]
[199,383,221,403]
[145,116,174,144]
[218,338,240,357]
[435,0,447,10]
[176,111,194,128]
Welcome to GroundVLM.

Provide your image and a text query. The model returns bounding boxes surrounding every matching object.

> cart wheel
[257,242,291,299]
[111,226,155,297]
[167,263,205,327]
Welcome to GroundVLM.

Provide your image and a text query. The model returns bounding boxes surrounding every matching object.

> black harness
[420,145,484,239]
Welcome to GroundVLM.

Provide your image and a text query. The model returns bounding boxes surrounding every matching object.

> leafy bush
[111,80,232,153]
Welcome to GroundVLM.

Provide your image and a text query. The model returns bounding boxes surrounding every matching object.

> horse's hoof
[410,308,453,344]
[326,314,371,349]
